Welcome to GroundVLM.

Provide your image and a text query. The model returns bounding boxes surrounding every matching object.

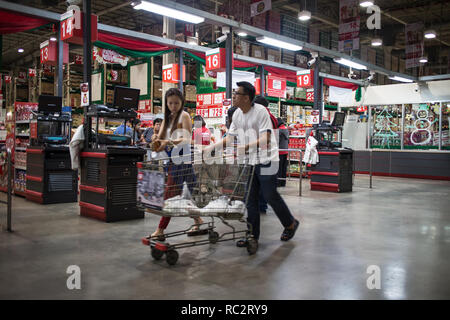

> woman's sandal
[187,225,208,237]
[236,238,248,247]
[150,231,166,242]
[280,219,300,242]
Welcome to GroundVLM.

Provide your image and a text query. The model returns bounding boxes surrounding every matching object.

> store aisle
[0,175,449,300]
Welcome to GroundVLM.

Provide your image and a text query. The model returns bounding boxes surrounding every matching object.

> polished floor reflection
[0,175,449,299]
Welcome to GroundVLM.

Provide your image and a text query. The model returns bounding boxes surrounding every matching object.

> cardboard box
[120,70,128,84]
[41,81,54,94]
[267,48,281,63]
[251,44,265,59]
[235,39,250,56]
[267,11,281,34]
[106,89,114,105]
[294,87,306,99]
[153,79,162,99]
[16,87,28,100]
[70,93,81,107]
[184,85,196,102]
[251,12,267,29]
[153,105,162,114]
[295,53,308,68]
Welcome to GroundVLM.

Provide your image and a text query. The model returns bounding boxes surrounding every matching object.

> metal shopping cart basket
[137,152,256,265]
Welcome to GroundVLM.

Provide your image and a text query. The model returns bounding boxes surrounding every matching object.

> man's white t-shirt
[228,103,279,165]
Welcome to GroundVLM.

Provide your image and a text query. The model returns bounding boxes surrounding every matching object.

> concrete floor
[0,175,449,300]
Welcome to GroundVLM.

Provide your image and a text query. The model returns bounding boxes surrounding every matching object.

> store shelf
[16,120,31,124]
[15,165,27,170]
[15,147,27,152]
[290,135,305,138]
[15,134,30,137]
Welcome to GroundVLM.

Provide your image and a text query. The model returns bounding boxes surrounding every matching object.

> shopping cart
[137,152,256,265]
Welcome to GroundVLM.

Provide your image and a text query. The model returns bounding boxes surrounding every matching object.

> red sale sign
[357,106,367,112]
[61,10,98,45]
[40,40,69,65]
[205,48,228,72]
[162,64,185,83]
[267,75,286,98]
[306,89,314,102]
[297,70,314,88]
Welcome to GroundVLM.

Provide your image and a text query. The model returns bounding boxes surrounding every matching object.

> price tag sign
[60,11,74,41]
[297,70,314,88]
[357,106,367,112]
[310,110,320,124]
[306,89,314,102]
[205,48,227,72]
[267,75,286,98]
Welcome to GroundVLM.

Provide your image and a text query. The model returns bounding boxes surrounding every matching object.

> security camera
[307,58,316,67]
[216,34,228,44]
[414,83,420,93]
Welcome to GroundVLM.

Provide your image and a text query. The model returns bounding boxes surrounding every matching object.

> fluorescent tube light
[237,32,248,37]
[359,0,374,7]
[334,58,367,70]
[50,37,57,42]
[388,76,414,83]
[256,36,302,51]
[298,10,311,21]
[133,0,205,24]
[18,48,24,53]
[419,56,428,63]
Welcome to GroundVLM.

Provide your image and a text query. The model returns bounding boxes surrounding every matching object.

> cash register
[79,86,145,222]
[26,95,78,204]
[310,112,353,193]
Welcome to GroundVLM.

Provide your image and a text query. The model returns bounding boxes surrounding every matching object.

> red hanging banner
[40,40,69,65]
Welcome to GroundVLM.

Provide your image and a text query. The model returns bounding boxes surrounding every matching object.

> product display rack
[13,102,38,197]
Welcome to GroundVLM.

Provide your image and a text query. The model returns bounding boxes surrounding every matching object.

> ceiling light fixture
[298,10,311,21]
[419,56,428,63]
[18,48,24,53]
[388,75,414,83]
[50,37,57,42]
[256,36,303,51]
[371,38,382,47]
[334,58,367,70]
[237,31,248,37]
[359,0,374,7]
[132,0,205,24]
[424,30,437,39]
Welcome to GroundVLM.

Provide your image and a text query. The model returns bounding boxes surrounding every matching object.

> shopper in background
[192,115,213,146]
[277,117,289,187]
[223,106,238,138]
[141,117,163,146]
[150,88,205,240]
[113,122,139,143]
[203,82,299,249]
[253,96,277,215]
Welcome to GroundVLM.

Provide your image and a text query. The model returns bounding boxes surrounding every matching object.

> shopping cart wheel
[166,250,179,265]
[246,239,258,255]
[151,247,164,260]
[208,231,219,244]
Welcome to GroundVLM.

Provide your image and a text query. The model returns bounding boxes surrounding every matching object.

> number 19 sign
[205,48,228,72]
[297,70,314,88]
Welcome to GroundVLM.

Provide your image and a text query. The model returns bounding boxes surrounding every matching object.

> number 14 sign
[60,11,74,41]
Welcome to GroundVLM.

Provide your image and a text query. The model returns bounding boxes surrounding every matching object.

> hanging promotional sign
[357,106,368,112]
[40,40,69,65]
[338,0,360,52]
[309,110,320,124]
[61,10,98,45]
[81,83,89,107]
[28,69,37,78]
[74,54,83,65]
[93,47,129,67]
[162,64,185,83]
[205,48,228,72]
[4,75,11,84]
[267,75,286,98]
[254,78,261,95]
[60,10,74,41]
[405,23,424,69]
[297,70,314,88]
[250,0,272,17]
